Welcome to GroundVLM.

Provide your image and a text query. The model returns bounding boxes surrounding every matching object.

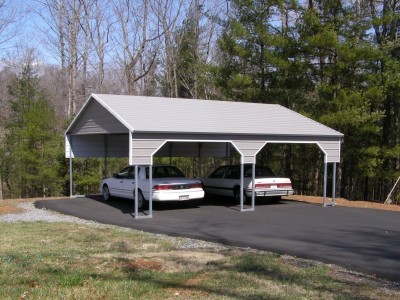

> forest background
[0,0,399,202]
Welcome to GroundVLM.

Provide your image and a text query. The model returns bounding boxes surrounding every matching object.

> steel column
[129,131,133,165]
[323,161,327,207]
[149,164,153,217]
[240,163,244,211]
[69,135,73,198]
[251,163,255,209]
[104,135,108,178]
[135,164,153,219]
[134,165,139,217]
[69,155,73,198]
[332,162,336,206]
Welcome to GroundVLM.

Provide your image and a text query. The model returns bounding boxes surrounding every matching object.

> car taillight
[277,183,292,188]
[255,183,271,188]
[153,184,173,190]
[190,183,203,189]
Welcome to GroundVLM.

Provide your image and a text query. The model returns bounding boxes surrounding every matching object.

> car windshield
[146,166,186,178]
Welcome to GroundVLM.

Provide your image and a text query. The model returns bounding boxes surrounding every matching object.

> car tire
[134,190,147,209]
[233,186,250,204]
[103,185,112,201]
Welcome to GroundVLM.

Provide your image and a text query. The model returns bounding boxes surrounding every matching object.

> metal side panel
[106,134,130,157]
[231,140,267,164]
[67,134,129,158]
[131,139,166,165]
[65,135,73,158]
[67,135,105,157]
[155,141,229,157]
[318,141,341,163]
[68,99,128,135]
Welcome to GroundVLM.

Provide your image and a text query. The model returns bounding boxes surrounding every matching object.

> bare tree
[87,0,113,93]
[0,0,22,51]
[33,0,87,118]
[152,0,184,97]
[112,0,160,95]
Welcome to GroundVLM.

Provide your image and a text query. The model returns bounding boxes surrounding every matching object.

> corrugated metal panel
[68,135,105,157]
[67,134,129,158]
[131,139,166,165]
[68,99,127,134]
[155,142,229,157]
[106,135,130,157]
[92,94,343,137]
[318,141,341,163]
[65,136,73,158]
[232,140,267,164]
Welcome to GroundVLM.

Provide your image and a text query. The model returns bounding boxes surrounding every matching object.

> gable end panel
[69,100,128,134]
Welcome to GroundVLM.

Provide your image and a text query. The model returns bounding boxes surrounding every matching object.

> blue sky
[1,0,59,64]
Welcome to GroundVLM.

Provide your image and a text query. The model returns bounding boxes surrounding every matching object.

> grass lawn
[1,221,399,299]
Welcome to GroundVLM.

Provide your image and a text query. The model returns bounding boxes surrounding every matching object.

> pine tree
[1,64,63,198]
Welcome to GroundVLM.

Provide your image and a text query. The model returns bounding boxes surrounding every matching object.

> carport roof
[66,93,343,138]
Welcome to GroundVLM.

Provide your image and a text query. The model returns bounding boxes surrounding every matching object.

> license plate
[271,185,277,189]
[179,195,189,200]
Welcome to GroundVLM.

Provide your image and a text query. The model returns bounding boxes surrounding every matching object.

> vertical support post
[69,135,73,198]
[168,143,172,165]
[104,135,108,178]
[332,162,336,206]
[129,131,133,165]
[134,165,139,217]
[149,164,153,217]
[69,156,73,198]
[251,163,255,210]
[323,160,328,207]
[240,162,244,211]
[197,143,202,177]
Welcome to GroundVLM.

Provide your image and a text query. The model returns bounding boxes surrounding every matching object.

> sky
[1,0,64,65]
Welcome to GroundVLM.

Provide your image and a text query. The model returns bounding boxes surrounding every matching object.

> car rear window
[244,166,276,177]
[146,166,186,178]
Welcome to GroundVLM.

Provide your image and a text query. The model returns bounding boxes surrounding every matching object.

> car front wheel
[103,185,112,201]
[134,190,146,209]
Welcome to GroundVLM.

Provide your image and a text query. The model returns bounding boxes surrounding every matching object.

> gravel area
[0,202,93,224]
[0,201,227,251]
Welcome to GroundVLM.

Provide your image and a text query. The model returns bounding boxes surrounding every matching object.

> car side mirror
[112,173,118,178]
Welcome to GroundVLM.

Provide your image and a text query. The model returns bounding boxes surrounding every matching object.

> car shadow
[85,194,287,215]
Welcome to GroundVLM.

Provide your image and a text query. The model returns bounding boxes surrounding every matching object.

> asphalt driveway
[35,196,400,282]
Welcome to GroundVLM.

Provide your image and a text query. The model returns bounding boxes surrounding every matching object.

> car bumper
[152,190,205,201]
[245,189,294,198]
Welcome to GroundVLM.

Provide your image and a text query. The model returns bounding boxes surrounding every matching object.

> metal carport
[65,94,343,219]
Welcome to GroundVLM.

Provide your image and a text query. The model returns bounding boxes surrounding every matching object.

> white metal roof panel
[88,94,343,137]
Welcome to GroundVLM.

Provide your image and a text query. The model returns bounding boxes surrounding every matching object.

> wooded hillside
[0,0,399,202]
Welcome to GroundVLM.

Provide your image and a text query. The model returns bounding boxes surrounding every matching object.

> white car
[201,165,294,202]
[100,165,205,208]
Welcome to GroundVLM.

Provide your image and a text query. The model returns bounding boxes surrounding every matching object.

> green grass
[0,222,398,299]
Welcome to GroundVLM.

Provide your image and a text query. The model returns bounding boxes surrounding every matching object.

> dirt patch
[0,205,23,215]
[0,197,69,215]
[124,259,163,272]
[283,195,400,212]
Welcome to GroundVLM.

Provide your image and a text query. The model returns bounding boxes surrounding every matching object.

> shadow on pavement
[85,194,287,214]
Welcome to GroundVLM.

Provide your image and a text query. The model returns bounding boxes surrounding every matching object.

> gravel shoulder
[0,200,227,251]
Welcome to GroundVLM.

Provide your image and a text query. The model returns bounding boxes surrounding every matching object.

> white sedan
[100,165,205,208]
[201,165,294,202]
